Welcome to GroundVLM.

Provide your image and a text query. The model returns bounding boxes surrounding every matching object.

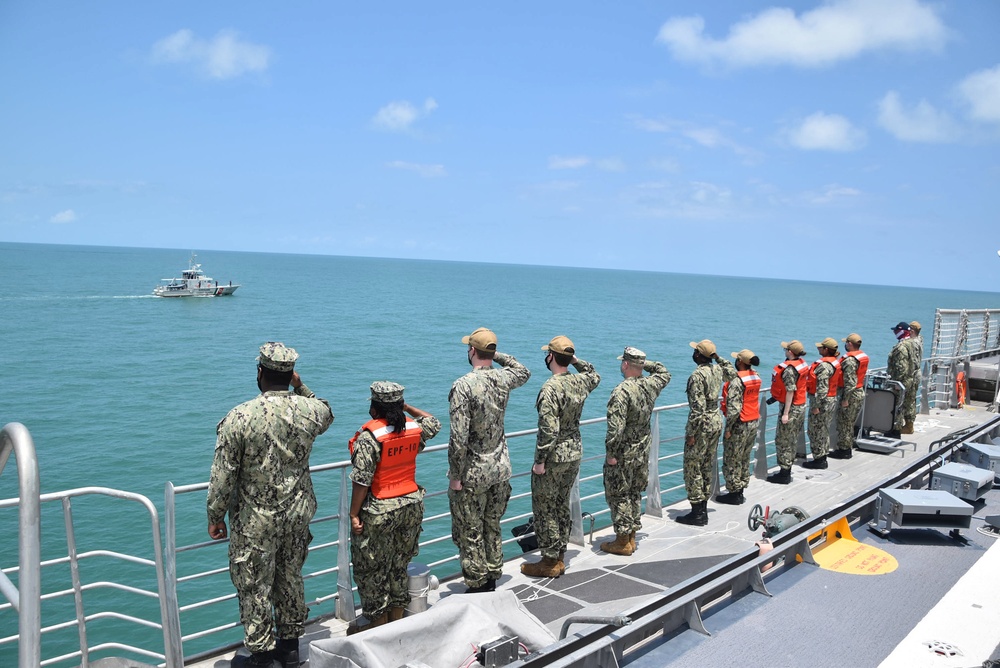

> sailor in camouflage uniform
[905,320,924,429]
[600,347,671,556]
[448,327,530,592]
[348,381,440,632]
[831,333,868,458]
[887,322,917,435]
[766,340,809,485]
[677,339,735,526]
[716,349,762,506]
[522,335,600,578]
[803,338,842,470]
[207,342,334,668]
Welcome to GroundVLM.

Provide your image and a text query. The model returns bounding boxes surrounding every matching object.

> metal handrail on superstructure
[0,482,181,668]
[0,422,41,668]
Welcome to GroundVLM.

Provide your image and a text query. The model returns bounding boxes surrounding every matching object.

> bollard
[406,562,439,615]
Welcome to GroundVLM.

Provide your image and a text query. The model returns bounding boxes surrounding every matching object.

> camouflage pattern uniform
[904,333,923,422]
[836,353,865,450]
[684,359,735,503]
[604,360,671,536]
[207,375,334,654]
[532,359,601,559]
[722,374,759,494]
[448,352,531,588]
[887,339,916,430]
[806,360,837,459]
[774,365,806,469]
[350,414,441,620]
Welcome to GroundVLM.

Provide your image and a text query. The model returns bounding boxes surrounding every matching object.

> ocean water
[1,241,998,664]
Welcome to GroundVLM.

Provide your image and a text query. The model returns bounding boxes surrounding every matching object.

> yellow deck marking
[811,517,898,574]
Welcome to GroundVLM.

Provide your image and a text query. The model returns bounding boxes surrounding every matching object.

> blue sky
[2,1,999,290]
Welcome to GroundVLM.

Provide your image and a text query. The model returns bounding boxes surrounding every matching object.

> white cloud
[151,29,271,80]
[50,209,77,224]
[372,98,438,132]
[595,158,626,172]
[877,91,958,142]
[807,184,862,204]
[549,155,590,170]
[788,112,867,151]
[956,64,1000,123]
[656,0,947,69]
[631,115,759,160]
[386,161,446,178]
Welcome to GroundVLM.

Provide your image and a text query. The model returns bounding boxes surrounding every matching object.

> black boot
[828,448,853,460]
[715,490,745,505]
[766,467,791,484]
[802,455,828,469]
[463,578,496,593]
[231,650,276,668]
[676,501,708,526]
[274,638,299,668]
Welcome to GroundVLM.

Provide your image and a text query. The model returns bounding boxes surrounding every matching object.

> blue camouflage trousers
[449,480,512,587]
[229,515,312,653]
[351,501,423,620]
[531,460,580,559]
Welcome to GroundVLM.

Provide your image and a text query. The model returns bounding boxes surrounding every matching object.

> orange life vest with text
[722,370,762,422]
[838,350,869,390]
[807,356,843,397]
[771,359,809,406]
[348,418,422,499]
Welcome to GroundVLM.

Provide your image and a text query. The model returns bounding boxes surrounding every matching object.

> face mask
[544,354,552,371]
[468,348,475,367]
[692,351,700,364]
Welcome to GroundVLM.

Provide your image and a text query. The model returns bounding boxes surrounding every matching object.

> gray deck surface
[192,404,1000,668]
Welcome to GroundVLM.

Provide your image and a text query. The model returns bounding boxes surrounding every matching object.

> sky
[1,1,999,290]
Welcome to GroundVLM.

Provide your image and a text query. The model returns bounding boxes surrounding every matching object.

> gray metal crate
[870,488,972,536]
[965,442,1000,479]
[930,462,994,502]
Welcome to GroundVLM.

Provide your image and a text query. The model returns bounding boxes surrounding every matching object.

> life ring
[956,371,967,407]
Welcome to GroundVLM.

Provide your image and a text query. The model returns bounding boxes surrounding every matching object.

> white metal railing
[927,309,1000,410]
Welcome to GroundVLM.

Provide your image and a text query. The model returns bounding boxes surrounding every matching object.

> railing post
[645,413,663,518]
[335,468,356,622]
[162,483,185,667]
[0,423,41,668]
[62,498,89,667]
[570,477,585,547]
[754,394,770,479]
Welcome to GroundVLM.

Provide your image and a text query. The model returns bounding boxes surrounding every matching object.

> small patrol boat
[153,254,239,297]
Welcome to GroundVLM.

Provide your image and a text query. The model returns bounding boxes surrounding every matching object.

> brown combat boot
[388,607,406,621]
[628,531,636,552]
[901,420,914,434]
[521,556,562,578]
[557,550,566,575]
[346,612,389,635]
[600,533,634,556]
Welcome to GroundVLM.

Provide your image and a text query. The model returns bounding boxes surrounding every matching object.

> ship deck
[193,403,1000,668]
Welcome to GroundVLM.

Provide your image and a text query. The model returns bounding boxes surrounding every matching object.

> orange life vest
[807,357,843,397]
[722,370,762,422]
[771,359,809,406]
[838,350,869,390]
[348,418,422,499]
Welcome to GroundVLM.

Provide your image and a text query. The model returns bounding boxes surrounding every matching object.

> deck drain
[922,640,963,657]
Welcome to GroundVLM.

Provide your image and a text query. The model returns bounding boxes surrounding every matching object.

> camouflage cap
[370,380,404,403]
[542,335,575,355]
[617,346,646,363]
[910,320,922,333]
[781,340,806,355]
[816,337,839,351]
[730,349,759,366]
[462,327,498,352]
[689,339,716,357]
[257,342,298,372]
[842,333,862,345]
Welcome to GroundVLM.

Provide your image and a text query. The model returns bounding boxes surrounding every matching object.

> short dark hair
[553,351,574,367]
[473,347,496,361]
[259,365,293,387]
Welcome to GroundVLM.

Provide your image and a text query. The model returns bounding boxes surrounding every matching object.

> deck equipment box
[965,442,1000,479]
[930,463,994,502]
[870,488,972,536]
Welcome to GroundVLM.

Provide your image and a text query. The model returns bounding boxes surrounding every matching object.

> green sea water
[1,242,998,664]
